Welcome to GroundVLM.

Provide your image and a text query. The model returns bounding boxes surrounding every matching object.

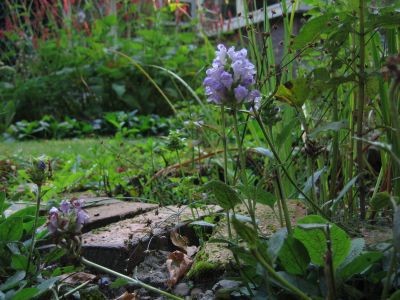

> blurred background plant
[0,0,212,129]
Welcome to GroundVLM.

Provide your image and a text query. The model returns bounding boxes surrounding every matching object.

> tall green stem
[253,113,293,232]
[26,184,42,274]
[356,0,366,219]
[253,110,326,213]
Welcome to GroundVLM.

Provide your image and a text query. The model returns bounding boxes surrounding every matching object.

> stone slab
[82,205,222,273]
[82,198,157,232]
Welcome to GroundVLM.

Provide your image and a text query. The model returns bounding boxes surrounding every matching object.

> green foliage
[203,180,242,211]
[293,215,351,267]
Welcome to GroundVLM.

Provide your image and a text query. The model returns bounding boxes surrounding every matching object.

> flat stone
[82,205,221,273]
[82,198,157,232]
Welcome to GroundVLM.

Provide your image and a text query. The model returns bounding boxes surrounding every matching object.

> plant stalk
[356,0,366,219]
[26,184,42,275]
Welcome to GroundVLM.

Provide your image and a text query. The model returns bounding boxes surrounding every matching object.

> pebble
[173,282,191,296]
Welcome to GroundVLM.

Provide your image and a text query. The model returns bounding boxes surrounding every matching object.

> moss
[187,249,223,280]
[187,259,221,280]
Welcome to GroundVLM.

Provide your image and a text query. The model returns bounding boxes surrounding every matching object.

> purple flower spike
[203,44,261,107]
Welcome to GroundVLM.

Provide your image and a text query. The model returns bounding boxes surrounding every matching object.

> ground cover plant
[0,0,400,299]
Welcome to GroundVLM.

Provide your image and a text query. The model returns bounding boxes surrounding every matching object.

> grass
[0,138,109,160]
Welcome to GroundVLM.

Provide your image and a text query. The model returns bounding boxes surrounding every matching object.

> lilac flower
[203,44,261,107]
[234,85,248,102]
[47,199,89,235]
[60,200,70,214]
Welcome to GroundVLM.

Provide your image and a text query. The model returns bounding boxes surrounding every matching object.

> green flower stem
[251,248,311,300]
[221,104,233,239]
[26,184,42,275]
[232,109,258,230]
[356,0,367,219]
[253,111,326,217]
[81,257,183,300]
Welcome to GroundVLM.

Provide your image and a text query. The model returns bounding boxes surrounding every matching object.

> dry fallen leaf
[60,272,96,284]
[166,250,193,288]
[115,291,139,300]
[170,229,199,258]
[170,229,189,249]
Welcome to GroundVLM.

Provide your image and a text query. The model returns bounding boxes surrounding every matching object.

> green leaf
[340,238,365,268]
[12,287,39,300]
[293,215,351,268]
[44,247,67,264]
[11,255,28,271]
[241,184,276,209]
[370,192,391,211]
[0,271,26,292]
[0,192,9,215]
[338,252,383,281]
[252,147,274,159]
[35,277,59,296]
[267,228,287,263]
[293,14,331,49]
[309,120,348,138]
[329,176,359,210]
[112,83,126,98]
[275,78,310,107]
[0,217,23,241]
[278,235,310,275]
[203,180,241,210]
[232,218,257,249]
[299,167,326,198]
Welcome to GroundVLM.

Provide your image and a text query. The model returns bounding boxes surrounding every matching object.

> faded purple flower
[47,199,89,235]
[203,44,260,106]
[60,200,70,214]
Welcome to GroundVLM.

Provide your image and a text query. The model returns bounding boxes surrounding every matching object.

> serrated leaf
[203,180,241,210]
[338,252,383,281]
[293,215,351,268]
[278,235,310,275]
